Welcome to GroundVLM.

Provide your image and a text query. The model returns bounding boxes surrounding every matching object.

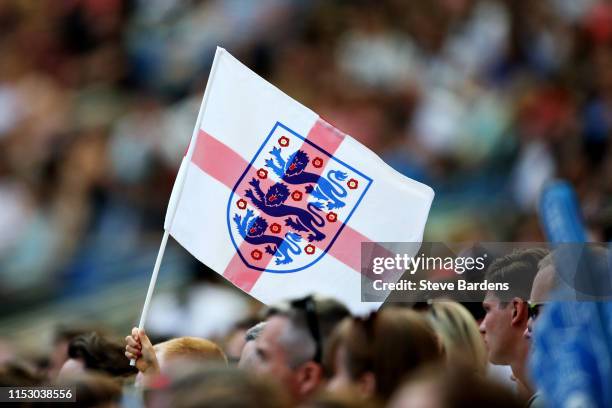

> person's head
[325,308,441,402]
[389,365,522,408]
[238,322,266,369]
[59,332,137,379]
[480,248,547,365]
[525,253,557,339]
[299,390,380,408]
[134,336,227,386]
[251,295,350,401]
[0,360,43,386]
[225,316,261,364]
[165,365,291,408]
[154,337,227,370]
[55,372,122,408]
[425,301,487,375]
[48,325,102,380]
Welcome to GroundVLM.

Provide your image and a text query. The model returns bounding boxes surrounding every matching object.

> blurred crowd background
[1,0,611,360]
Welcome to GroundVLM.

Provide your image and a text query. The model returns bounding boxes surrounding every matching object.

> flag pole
[130,47,225,366]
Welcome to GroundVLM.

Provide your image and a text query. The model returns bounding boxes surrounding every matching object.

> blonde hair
[425,302,487,375]
[155,337,228,366]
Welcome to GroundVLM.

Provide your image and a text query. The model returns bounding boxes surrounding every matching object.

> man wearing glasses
[524,253,556,340]
[521,253,557,408]
[527,246,612,408]
[248,295,350,402]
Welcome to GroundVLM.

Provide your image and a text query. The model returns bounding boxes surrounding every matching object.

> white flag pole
[130,47,225,366]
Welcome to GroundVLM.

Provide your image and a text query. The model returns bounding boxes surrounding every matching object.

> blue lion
[244,178,326,242]
[233,209,302,265]
[265,147,348,210]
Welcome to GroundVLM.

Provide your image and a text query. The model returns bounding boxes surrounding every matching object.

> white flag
[166,47,434,313]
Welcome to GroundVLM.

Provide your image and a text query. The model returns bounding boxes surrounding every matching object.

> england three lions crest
[227,122,372,273]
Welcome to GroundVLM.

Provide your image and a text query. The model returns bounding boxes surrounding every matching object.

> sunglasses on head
[290,296,323,363]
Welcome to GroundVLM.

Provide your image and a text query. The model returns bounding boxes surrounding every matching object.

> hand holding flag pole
[129,48,223,366]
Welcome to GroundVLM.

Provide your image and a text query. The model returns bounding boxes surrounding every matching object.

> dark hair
[168,366,291,408]
[326,308,441,401]
[55,373,122,408]
[301,390,381,408]
[67,332,137,377]
[0,360,44,387]
[486,248,549,302]
[54,324,106,345]
[244,322,266,342]
[396,364,522,408]
[233,316,262,332]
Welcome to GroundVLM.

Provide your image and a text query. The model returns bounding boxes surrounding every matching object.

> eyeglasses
[527,302,545,320]
[290,296,323,363]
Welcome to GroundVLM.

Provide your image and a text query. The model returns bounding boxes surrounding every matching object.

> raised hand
[125,327,160,379]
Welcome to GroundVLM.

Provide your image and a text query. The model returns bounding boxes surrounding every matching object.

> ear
[511,298,529,327]
[357,371,376,397]
[296,362,324,397]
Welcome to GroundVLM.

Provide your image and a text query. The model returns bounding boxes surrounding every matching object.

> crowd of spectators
[2,246,609,406]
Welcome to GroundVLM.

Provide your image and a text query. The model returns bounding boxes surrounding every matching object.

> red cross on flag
[164,47,434,313]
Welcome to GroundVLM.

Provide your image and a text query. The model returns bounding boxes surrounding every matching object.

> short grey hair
[276,312,316,369]
[263,295,350,369]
